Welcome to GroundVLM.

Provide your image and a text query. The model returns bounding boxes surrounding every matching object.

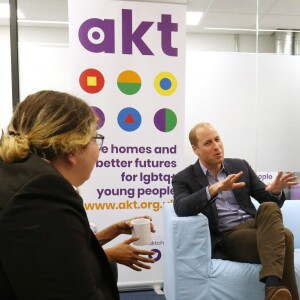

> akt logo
[78,9,178,56]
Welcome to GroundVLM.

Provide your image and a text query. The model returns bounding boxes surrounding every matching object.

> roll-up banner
[68,0,186,290]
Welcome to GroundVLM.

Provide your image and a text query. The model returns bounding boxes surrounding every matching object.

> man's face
[192,125,224,169]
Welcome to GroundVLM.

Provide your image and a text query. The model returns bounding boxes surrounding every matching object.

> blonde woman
[0,90,155,300]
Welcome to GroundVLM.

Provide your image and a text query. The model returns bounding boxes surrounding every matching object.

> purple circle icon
[154,108,177,132]
[148,248,162,262]
[91,106,105,130]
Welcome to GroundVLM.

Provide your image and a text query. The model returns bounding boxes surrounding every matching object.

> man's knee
[258,202,281,215]
[259,201,279,210]
[284,228,294,248]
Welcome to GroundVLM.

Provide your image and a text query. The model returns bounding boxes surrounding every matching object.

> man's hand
[105,237,155,271]
[265,171,298,194]
[209,171,245,198]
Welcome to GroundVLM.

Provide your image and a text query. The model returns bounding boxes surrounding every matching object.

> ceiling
[188,0,300,35]
[1,0,300,35]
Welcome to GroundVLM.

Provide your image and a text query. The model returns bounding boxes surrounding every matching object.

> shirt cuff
[270,191,283,199]
[206,186,211,201]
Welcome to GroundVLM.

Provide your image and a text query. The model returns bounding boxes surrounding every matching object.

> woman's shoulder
[0,154,78,209]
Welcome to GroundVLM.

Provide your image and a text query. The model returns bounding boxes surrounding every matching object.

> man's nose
[212,142,219,149]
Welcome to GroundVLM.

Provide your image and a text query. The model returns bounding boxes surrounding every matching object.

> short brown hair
[189,122,212,146]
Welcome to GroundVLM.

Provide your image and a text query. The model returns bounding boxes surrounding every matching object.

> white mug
[131,218,152,246]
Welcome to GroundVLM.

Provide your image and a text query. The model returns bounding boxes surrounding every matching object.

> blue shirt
[200,162,254,231]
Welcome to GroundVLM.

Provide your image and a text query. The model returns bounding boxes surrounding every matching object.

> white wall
[0,26,70,131]
[18,26,71,99]
[187,32,275,53]
[0,26,13,131]
[185,52,258,167]
[19,26,69,45]
[256,54,300,171]
[18,45,70,98]
[185,51,300,173]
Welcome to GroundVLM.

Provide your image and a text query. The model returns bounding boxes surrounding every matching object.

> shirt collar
[72,185,80,194]
[198,160,226,176]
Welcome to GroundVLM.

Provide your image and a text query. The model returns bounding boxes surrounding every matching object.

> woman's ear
[66,153,77,166]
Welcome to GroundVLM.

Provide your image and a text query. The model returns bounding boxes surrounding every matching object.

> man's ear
[191,144,198,155]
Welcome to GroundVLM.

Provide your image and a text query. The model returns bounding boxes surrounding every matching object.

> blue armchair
[163,201,300,300]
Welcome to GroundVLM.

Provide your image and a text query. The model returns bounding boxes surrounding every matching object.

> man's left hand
[265,171,298,194]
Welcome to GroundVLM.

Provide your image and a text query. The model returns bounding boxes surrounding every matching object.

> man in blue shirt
[172,122,298,300]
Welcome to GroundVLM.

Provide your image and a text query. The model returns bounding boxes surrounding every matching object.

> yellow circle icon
[154,72,177,96]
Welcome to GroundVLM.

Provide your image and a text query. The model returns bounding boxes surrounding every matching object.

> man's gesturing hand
[209,171,245,198]
[265,171,298,194]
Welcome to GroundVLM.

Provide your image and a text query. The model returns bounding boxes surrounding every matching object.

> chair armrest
[163,203,211,300]
[281,200,300,249]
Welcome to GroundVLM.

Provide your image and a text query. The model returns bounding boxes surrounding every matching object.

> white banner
[68,0,186,289]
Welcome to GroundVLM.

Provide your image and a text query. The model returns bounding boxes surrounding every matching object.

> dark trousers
[220,202,299,300]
